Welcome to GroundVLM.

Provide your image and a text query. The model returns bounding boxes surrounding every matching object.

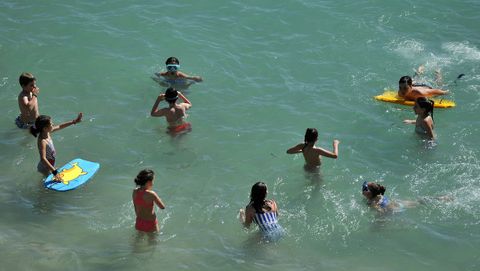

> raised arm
[150,94,166,117]
[403,119,416,124]
[52,113,82,133]
[178,91,192,110]
[286,143,304,154]
[315,139,340,159]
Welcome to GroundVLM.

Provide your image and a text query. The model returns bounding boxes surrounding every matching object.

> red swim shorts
[135,217,158,232]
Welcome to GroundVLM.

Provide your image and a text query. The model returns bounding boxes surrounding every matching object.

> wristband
[52,169,58,175]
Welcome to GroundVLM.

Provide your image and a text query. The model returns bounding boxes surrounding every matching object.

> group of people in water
[15,58,450,240]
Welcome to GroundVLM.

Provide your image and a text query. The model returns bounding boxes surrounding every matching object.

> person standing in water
[403,97,435,140]
[16,72,40,129]
[286,128,340,170]
[239,182,283,241]
[30,113,83,179]
[150,87,192,134]
[132,169,166,233]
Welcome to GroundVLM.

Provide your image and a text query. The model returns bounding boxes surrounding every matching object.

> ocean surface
[1,1,479,270]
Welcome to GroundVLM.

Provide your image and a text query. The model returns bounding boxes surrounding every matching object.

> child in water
[286,128,340,170]
[132,169,166,233]
[150,87,192,134]
[239,182,283,241]
[155,56,202,85]
[16,72,40,129]
[403,97,435,140]
[361,181,451,213]
[30,113,83,179]
[398,75,448,101]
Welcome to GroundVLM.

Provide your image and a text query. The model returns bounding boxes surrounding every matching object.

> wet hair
[134,169,155,186]
[367,182,386,197]
[416,97,435,121]
[30,115,51,137]
[399,76,413,86]
[250,182,267,213]
[165,87,178,103]
[304,128,318,145]
[165,57,179,65]
[19,72,36,87]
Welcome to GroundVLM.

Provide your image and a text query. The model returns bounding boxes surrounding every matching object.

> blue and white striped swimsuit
[253,211,283,241]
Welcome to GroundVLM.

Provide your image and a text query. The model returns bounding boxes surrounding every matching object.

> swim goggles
[166,64,180,72]
[362,181,369,192]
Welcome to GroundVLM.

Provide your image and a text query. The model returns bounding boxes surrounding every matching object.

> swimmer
[286,128,340,170]
[361,181,418,213]
[361,181,452,213]
[239,182,283,241]
[403,97,435,140]
[155,56,202,84]
[30,113,83,180]
[16,72,40,129]
[398,75,448,101]
[150,87,192,134]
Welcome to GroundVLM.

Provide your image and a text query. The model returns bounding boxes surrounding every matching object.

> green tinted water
[1,1,479,270]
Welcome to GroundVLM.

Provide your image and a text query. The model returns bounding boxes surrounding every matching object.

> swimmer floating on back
[286,128,340,170]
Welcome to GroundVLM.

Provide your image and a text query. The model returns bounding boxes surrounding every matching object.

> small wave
[442,41,480,61]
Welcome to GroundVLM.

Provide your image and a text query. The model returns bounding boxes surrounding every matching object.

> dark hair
[416,97,435,121]
[250,182,267,213]
[399,76,413,86]
[165,87,178,103]
[304,128,318,145]
[134,169,155,186]
[30,115,51,137]
[367,182,386,197]
[165,57,179,65]
[19,72,35,86]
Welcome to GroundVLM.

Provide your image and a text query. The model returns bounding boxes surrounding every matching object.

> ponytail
[30,115,51,138]
[416,97,435,122]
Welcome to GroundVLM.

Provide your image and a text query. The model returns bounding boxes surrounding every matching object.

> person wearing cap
[150,87,192,134]
[155,56,202,86]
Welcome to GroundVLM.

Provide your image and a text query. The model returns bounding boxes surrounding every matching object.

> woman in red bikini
[132,169,166,233]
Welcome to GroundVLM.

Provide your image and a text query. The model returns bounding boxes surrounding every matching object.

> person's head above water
[30,115,52,137]
[134,169,155,187]
[362,181,386,199]
[415,97,434,119]
[164,87,178,104]
[250,182,267,213]
[165,57,180,72]
[398,75,413,96]
[304,128,318,145]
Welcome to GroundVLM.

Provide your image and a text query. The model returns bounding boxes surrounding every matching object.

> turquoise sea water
[1,1,479,270]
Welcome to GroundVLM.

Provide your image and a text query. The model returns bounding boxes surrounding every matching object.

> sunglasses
[166,64,180,72]
[362,181,369,192]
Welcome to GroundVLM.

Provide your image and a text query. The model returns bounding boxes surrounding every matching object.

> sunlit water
[1,1,479,270]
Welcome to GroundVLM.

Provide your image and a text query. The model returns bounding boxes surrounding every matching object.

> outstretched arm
[52,113,82,132]
[178,71,202,82]
[403,119,416,124]
[286,143,304,154]
[316,139,340,159]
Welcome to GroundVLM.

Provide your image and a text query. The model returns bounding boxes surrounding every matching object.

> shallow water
[1,1,479,270]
